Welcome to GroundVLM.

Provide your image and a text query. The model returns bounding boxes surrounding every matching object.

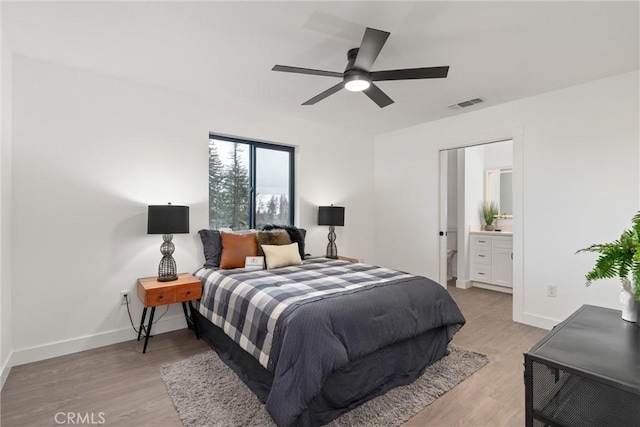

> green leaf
[577,211,640,290]
[480,201,499,225]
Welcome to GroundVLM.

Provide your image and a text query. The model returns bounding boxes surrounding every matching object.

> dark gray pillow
[261,225,306,259]
[198,229,222,268]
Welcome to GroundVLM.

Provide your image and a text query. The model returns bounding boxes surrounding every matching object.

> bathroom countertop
[469,229,513,236]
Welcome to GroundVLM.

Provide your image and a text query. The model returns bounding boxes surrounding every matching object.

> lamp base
[158,234,178,282]
[325,225,338,259]
[157,272,178,282]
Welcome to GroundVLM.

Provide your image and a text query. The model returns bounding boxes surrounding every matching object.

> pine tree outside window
[208,134,294,230]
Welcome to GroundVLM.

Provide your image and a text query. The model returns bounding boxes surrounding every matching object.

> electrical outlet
[547,285,557,298]
[120,291,130,305]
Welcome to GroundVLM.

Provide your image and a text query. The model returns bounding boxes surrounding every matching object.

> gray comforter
[195,260,465,426]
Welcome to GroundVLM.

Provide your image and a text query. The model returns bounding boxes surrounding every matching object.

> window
[208,134,294,230]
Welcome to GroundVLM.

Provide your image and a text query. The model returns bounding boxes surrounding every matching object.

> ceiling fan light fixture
[344,74,371,92]
[272,27,449,107]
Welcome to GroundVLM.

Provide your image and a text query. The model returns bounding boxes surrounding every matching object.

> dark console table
[524,305,639,427]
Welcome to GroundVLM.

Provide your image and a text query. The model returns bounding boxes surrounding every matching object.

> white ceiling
[2,1,639,135]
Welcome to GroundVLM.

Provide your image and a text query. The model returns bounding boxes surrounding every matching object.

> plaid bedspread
[194,258,415,370]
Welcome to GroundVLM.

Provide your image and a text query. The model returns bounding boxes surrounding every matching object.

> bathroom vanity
[469,230,513,293]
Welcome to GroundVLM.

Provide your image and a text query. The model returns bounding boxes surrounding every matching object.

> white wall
[483,140,513,171]
[9,55,375,365]
[375,70,639,328]
[464,144,485,229]
[446,150,458,231]
[454,145,485,288]
[1,33,14,388]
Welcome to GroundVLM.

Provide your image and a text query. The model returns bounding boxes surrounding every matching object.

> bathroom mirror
[486,168,513,216]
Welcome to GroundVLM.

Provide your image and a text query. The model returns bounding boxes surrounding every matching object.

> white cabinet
[470,233,513,288]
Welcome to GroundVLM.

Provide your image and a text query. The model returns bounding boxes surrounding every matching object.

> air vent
[448,97,485,109]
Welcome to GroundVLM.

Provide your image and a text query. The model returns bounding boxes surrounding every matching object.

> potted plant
[577,211,640,322]
[480,201,499,231]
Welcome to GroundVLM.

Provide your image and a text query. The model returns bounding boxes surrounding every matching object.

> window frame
[208,133,295,229]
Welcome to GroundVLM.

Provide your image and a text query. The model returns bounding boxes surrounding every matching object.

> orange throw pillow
[220,231,258,269]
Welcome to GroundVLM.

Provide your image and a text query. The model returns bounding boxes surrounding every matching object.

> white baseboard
[1,356,11,390]
[9,315,188,368]
[520,312,558,330]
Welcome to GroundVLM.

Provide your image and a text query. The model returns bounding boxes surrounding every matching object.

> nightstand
[136,273,202,353]
[337,255,359,263]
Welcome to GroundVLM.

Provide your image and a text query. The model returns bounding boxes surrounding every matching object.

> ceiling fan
[272,27,449,108]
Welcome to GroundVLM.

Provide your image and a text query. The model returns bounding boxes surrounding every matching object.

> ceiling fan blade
[302,82,344,105]
[353,27,390,71]
[272,65,343,78]
[371,66,449,81]
[363,83,394,108]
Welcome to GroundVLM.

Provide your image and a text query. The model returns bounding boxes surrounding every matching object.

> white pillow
[261,242,303,270]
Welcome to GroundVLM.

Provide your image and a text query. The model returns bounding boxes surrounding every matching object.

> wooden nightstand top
[337,255,359,263]
[137,273,202,307]
[137,273,200,290]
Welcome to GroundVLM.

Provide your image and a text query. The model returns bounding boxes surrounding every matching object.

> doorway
[439,139,516,300]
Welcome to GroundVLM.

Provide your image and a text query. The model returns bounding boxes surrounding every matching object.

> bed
[192,257,465,427]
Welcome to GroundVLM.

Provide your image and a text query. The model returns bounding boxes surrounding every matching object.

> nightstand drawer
[143,287,176,306]
[137,273,202,307]
[176,282,201,302]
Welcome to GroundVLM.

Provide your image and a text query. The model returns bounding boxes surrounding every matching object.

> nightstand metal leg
[142,307,156,354]
[189,300,200,340]
[181,301,200,340]
[137,307,148,341]
[181,302,191,330]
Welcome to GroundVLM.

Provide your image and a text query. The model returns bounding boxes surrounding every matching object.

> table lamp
[148,203,190,281]
[318,205,345,259]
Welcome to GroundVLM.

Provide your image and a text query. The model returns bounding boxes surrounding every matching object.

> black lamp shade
[318,206,345,226]
[148,205,190,234]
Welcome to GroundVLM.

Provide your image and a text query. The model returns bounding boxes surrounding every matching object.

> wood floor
[1,284,547,427]
[406,284,547,427]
